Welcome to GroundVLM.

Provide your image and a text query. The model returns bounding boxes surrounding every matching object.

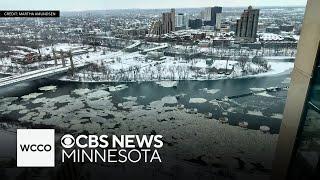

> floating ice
[39,85,57,92]
[255,91,275,98]
[247,110,264,116]
[200,88,220,95]
[73,88,91,96]
[239,121,249,128]
[123,96,138,101]
[189,98,207,104]
[249,88,265,92]
[260,126,270,133]
[87,98,113,110]
[155,81,178,88]
[87,90,110,99]
[209,100,219,106]
[282,77,291,84]
[108,84,128,92]
[271,113,283,119]
[161,96,178,104]
[21,93,43,100]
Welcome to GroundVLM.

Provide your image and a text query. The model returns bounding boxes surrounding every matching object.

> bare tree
[238,56,249,72]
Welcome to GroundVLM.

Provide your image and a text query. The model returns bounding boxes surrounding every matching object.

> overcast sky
[0,0,308,11]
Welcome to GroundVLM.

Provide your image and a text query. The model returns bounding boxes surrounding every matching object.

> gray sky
[0,0,308,11]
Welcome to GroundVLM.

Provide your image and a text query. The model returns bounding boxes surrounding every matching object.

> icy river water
[0,72,291,179]
[0,73,290,133]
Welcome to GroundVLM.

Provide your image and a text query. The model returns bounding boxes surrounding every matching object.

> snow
[189,98,207,104]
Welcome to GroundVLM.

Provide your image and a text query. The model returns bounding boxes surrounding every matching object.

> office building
[176,13,189,29]
[203,6,222,29]
[148,9,176,36]
[235,6,260,42]
[189,19,203,29]
[162,9,176,34]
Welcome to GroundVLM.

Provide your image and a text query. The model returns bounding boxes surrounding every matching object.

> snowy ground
[0,43,294,83]
[60,50,294,82]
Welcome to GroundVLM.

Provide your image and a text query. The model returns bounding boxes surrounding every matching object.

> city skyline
[0,0,307,11]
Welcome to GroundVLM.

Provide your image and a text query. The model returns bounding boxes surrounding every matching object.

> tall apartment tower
[235,6,260,42]
[203,6,222,28]
[162,9,175,34]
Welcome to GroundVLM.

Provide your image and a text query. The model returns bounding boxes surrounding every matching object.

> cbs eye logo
[61,134,75,148]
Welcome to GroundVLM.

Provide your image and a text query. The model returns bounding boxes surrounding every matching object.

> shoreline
[57,67,293,84]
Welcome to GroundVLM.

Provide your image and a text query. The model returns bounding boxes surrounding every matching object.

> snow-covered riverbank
[59,51,294,83]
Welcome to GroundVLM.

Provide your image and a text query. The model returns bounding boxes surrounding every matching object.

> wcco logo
[17,129,55,167]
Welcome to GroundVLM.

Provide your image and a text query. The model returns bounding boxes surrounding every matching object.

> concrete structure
[235,6,260,42]
[0,63,89,88]
[272,0,320,179]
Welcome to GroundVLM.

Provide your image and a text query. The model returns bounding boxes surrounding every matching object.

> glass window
[289,45,320,180]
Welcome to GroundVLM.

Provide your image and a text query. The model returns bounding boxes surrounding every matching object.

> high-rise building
[189,19,203,29]
[176,13,189,29]
[235,6,260,42]
[149,9,176,36]
[203,6,222,29]
[149,20,162,35]
[162,9,175,34]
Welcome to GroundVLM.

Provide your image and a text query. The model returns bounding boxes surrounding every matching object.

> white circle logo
[61,134,75,148]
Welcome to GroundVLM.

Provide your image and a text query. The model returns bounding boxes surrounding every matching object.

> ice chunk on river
[155,81,178,88]
[189,98,207,104]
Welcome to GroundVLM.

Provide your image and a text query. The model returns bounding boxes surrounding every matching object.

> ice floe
[21,93,43,100]
[255,91,275,98]
[271,113,283,119]
[189,98,207,104]
[108,84,128,92]
[87,90,110,99]
[155,81,178,88]
[73,88,91,96]
[161,96,178,104]
[247,110,264,116]
[38,85,57,92]
[282,77,291,84]
[123,96,138,101]
[200,88,220,95]
[249,88,265,92]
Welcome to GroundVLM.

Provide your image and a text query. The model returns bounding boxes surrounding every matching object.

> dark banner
[0,10,60,17]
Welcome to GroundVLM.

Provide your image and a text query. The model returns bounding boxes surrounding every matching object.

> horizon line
[58,5,306,12]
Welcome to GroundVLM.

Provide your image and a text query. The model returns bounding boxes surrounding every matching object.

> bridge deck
[0,63,88,88]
